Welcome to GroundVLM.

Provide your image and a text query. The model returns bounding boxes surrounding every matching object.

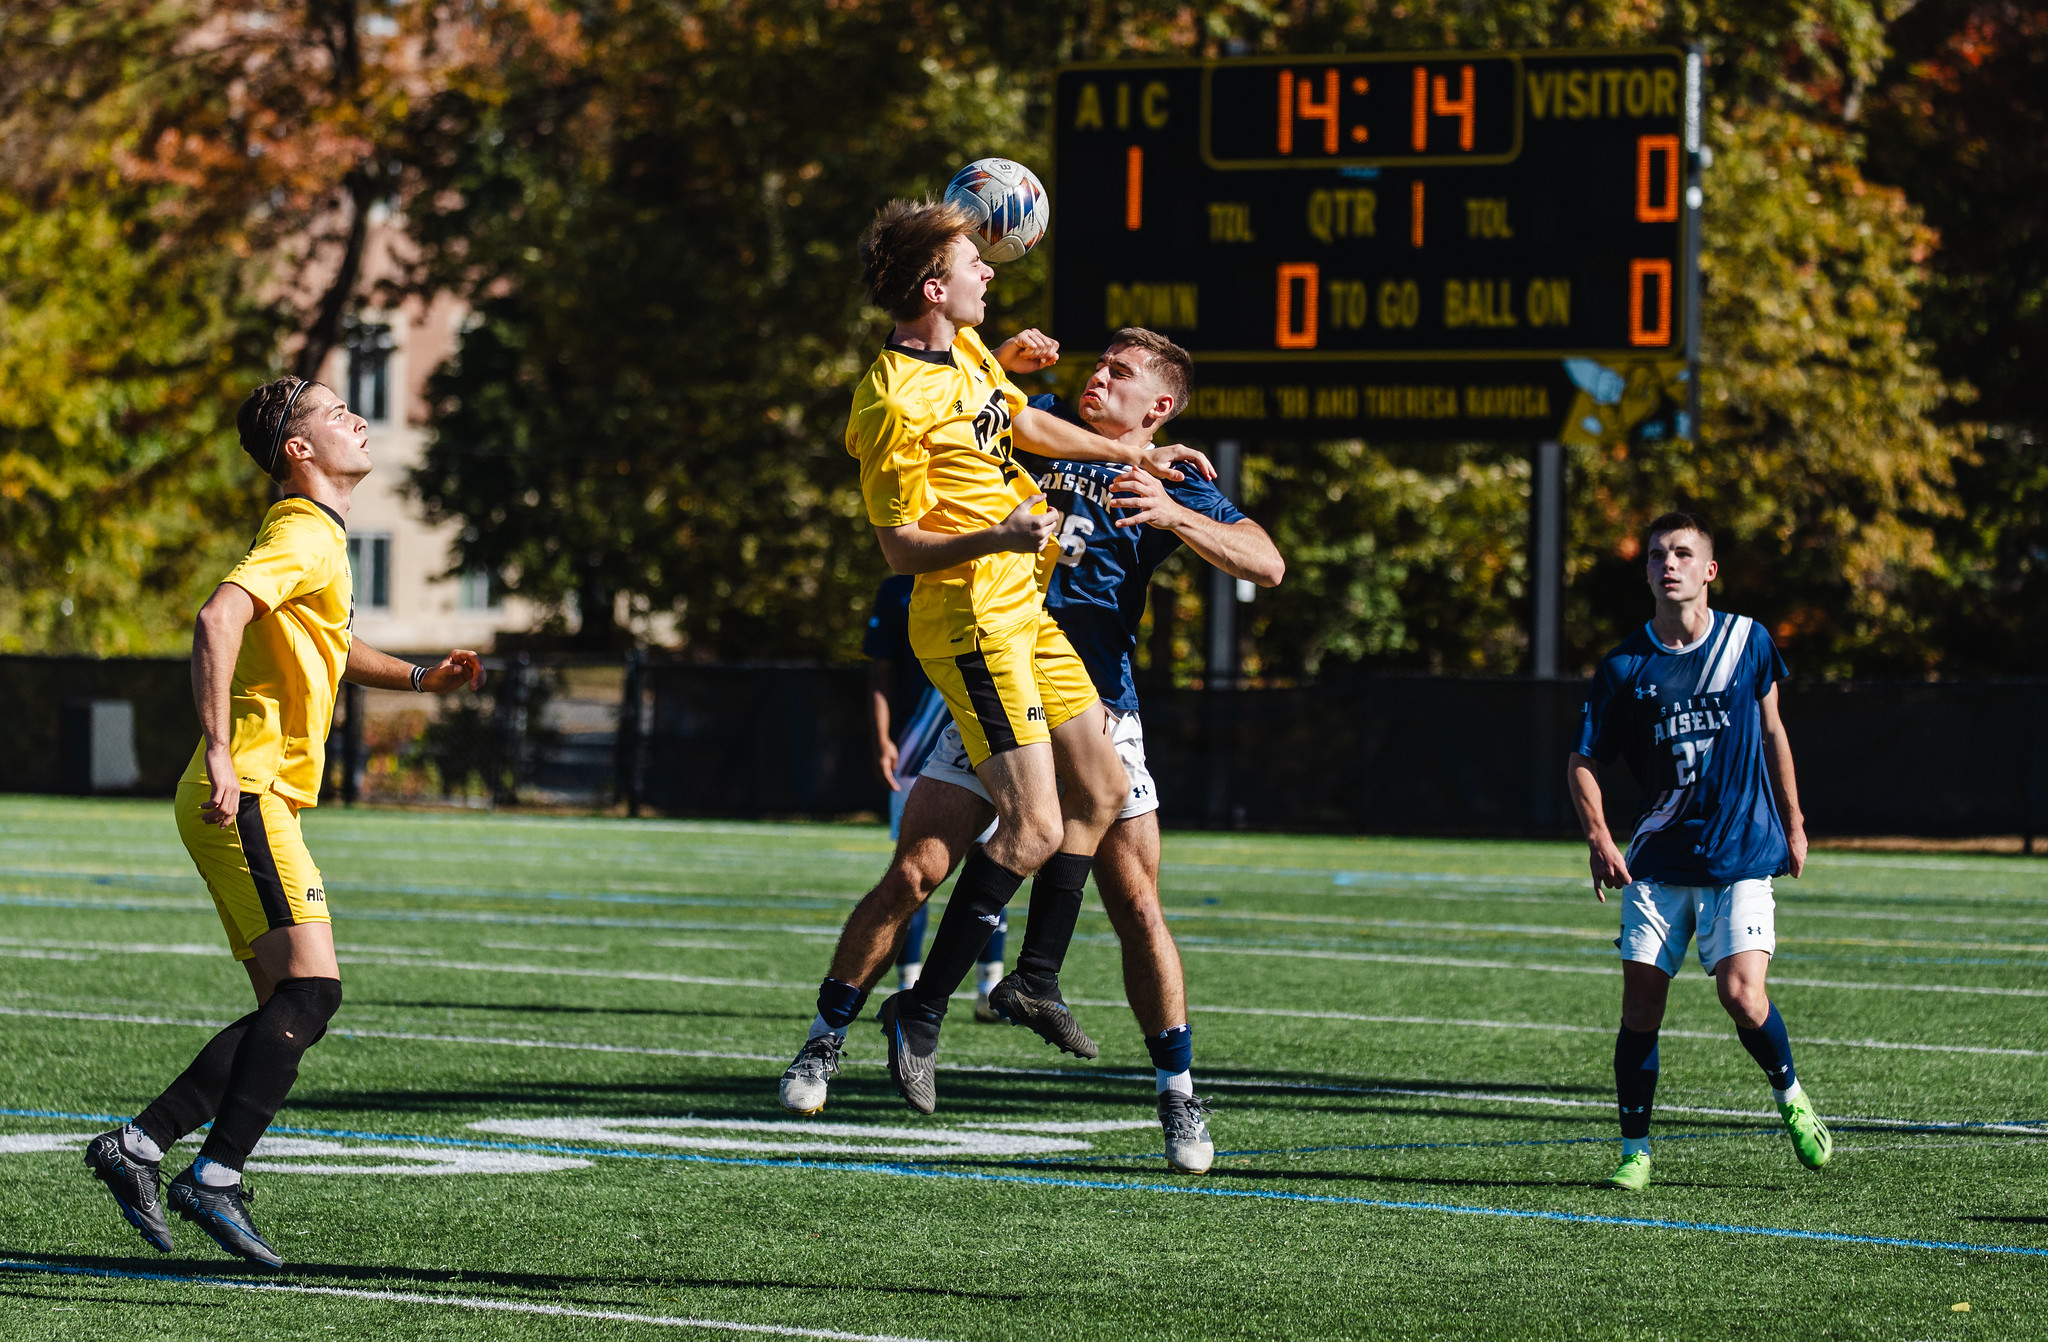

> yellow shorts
[919,612,1098,767]
[175,782,329,962]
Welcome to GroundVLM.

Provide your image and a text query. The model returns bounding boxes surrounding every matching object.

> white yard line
[1172,943,2048,996]
[0,1262,948,1340]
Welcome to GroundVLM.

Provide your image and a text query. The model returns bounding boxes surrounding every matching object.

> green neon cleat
[1600,1151,1652,1191]
[1780,1092,1833,1170]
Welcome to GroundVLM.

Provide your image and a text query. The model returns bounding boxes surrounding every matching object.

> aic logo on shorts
[1025,706,1045,722]
[305,887,325,903]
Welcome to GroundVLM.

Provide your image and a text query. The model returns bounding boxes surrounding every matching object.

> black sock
[1016,852,1092,989]
[195,977,343,1172]
[134,1009,261,1151]
[1614,1025,1660,1140]
[909,850,1024,1017]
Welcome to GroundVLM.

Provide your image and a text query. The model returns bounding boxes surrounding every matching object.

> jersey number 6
[1056,513,1096,567]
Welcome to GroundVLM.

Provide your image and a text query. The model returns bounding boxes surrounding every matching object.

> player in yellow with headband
[84,375,485,1267]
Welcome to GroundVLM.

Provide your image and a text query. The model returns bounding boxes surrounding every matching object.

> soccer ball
[944,158,1048,264]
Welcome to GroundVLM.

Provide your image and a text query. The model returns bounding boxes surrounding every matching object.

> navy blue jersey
[862,575,934,726]
[1576,610,1791,885]
[1015,396,1247,714]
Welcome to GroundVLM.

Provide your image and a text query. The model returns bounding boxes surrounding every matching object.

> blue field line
[7,1107,2046,1259]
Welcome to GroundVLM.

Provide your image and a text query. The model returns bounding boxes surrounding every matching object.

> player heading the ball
[836,193,1212,1113]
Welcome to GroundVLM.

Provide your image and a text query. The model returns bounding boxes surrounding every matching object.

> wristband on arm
[409,664,427,693]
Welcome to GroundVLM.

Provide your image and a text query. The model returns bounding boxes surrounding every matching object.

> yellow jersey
[845,326,1047,657]
[180,496,354,805]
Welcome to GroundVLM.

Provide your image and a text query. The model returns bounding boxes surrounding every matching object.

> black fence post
[340,681,363,805]
[491,652,532,808]
[617,648,645,816]
[2028,681,2043,856]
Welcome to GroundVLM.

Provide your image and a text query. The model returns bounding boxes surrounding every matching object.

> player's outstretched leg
[780,779,992,1114]
[169,973,342,1267]
[1097,811,1214,1172]
[988,850,1100,1059]
[782,979,865,1115]
[1720,950,1829,1170]
[1603,960,1669,1191]
[85,1006,264,1253]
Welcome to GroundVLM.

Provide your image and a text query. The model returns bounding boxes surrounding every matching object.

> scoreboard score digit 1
[1050,48,1698,439]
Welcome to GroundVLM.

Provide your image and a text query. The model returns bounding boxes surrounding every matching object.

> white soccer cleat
[779,1033,843,1116]
[1159,1092,1215,1174]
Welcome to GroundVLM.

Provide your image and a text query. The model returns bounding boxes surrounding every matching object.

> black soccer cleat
[84,1131,173,1253]
[987,972,1099,1059]
[875,991,941,1115]
[167,1166,282,1268]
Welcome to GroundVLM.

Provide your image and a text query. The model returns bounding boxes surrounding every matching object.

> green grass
[1,795,2044,1340]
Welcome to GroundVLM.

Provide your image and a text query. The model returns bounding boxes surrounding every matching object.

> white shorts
[921,708,1157,823]
[1619,877,1776,976]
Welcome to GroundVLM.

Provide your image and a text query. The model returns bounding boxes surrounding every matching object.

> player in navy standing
[863,573,1006,1006]
[782,328,1284,1172]
[1568,512,1829,1192]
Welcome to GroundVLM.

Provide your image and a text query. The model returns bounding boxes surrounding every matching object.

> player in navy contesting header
[1567,512,1830,1192]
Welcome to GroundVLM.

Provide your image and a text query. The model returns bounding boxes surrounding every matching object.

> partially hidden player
[864,572,1007,1004]
[787,328,1283,1172]
[834,198,1213,1113]
[84,377,486,1266]
[1567,511,1829,1192]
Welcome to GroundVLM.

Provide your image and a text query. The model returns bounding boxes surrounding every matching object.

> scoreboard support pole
[1529,439,1565,680]
[1205,439,1242,829]
[1205,439,1244,690]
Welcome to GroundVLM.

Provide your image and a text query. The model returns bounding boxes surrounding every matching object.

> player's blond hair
[859,198,982,322]
[1106,327,1194,421]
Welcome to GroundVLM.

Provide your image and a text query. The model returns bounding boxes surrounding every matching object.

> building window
[347,533,391,610]
[458,568,503,611]
[345,320,395,424]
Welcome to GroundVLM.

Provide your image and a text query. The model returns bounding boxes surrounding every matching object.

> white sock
[1156,1070,1194,1097]
[898,961,923,990]
[1622,1136,1651,1159]
[193,1154,240,1187]
[977,961,1004,994]
[120,1123,163,1164]
[1773,1079,1803,1106]
[806,1013,844,1042]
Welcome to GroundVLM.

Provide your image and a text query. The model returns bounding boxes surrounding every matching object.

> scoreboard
[1049,48,1698,440]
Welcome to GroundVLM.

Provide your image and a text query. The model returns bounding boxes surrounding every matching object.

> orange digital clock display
[1205,55,1523,167]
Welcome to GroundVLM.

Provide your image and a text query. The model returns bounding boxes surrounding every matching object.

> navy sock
[979,911,1007,967]
[1614,1025,1660,1140]
[1145,1024,1193,1075]
[910,850,1024,1016]
[1017,852,1092,988]
[898,905,929,967]
[1735,1001,1797,1091]
[816,978,868,1032]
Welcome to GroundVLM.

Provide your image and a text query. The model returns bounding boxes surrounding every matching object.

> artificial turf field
[0,797,2043,1340]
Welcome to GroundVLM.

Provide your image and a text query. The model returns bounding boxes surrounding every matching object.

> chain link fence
[325,654,643,809]
[6,652,2048,843]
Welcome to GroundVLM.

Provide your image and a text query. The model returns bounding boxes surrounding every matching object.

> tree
[402,1,1043,654]
[0,0,464,652]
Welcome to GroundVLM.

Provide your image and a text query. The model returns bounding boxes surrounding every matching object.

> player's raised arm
[1567,752,1630,899]
[1758,684,1807,878]
[1106,470,1284,587]
[1012,404,1214,483]
[343,642,486,694]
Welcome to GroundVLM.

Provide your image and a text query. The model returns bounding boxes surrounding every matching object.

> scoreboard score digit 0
[1050,48,1698,439]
